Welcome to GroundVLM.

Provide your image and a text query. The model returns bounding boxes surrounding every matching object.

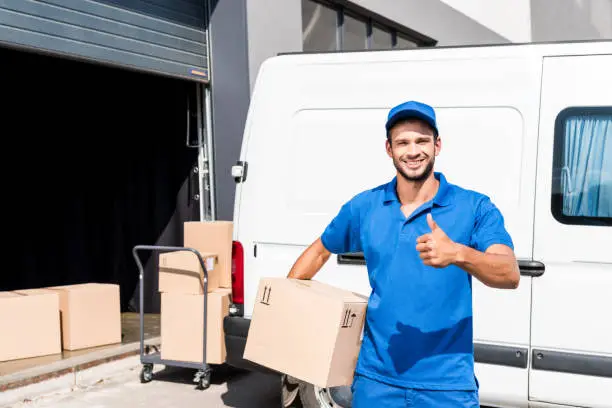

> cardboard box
[160,290,230,364]
[47,283,121,351]
[184,221,233,288]
[216,287,232,300]
[159,250,219,294]
[0,289,61,361]
[243,278,368,388]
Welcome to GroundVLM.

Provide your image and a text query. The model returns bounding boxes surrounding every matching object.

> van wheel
[282,375,303,407]
[298,382,352,408]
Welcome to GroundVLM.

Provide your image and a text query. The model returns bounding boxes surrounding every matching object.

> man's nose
[405,143,420,156]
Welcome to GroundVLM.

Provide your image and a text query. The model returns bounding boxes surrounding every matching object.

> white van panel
[434,107,528,257]
[531,53,612,407]
[249,241,372,299]
[238,56,541,250]
[474,364,528,408]
[529,370,612,408]
[289,109,392,215]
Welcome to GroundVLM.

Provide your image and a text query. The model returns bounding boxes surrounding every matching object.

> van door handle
[518,260,545,277]
[338,254,546,276]
[338,252,366,266]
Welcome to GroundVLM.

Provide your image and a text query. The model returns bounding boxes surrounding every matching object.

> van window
[552,107,612,226]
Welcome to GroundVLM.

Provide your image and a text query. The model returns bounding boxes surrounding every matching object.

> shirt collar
[383,171,452,207]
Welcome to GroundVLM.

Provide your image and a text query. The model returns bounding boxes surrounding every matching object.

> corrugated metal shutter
[0,0,209,82]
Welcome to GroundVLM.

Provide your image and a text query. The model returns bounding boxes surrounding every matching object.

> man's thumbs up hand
[417,213,459,268]
[426,213,439,231]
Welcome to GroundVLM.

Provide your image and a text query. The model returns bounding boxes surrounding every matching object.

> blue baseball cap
[385,100,438,136]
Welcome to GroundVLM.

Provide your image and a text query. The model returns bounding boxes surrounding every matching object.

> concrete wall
[440,0,532,42]
[207,0,303,219]
[438,0,612,43]
[244,0,512,90]
[531,0,612,41]
[208,0,252,221]
[345,0,510,45]
[245,0,303,92]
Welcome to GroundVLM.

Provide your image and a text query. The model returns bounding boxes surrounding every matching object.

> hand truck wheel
[194,369,211,390]
[140,363,154,383]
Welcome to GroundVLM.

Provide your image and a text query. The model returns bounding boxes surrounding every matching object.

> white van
[222,40,612,408]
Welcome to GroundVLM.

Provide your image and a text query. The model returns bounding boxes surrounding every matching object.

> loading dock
[0,45,205,314]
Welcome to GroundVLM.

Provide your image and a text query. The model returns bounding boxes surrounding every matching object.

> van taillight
[231,241,244,304]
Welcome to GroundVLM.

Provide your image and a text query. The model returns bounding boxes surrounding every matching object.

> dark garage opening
[0,46,200,314]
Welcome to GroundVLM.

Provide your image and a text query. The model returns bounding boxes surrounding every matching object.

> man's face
[386,119,440,182]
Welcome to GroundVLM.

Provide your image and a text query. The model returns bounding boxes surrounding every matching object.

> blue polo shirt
[320,172,514,391]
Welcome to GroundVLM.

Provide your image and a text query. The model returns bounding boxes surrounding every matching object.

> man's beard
[393,156,435,183]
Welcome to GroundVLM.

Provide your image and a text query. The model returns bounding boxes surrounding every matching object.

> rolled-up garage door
[0,0,209,82]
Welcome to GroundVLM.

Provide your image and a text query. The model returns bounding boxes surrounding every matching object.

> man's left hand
[416,214,459,268]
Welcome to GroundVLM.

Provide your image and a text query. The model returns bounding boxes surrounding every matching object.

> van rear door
[531,52,612,407]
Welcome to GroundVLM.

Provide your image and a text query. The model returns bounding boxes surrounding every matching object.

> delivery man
[287,100,520,407]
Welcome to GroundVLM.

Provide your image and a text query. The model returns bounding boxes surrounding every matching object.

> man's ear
[434,136,442,157]
[386,139,393,158]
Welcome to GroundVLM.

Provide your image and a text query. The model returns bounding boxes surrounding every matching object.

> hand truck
[132,245,212,390]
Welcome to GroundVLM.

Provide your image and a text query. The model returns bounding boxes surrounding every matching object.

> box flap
[183,221,233,288]
[0,292,21,298]
[46,283,119,292]
[159,251,218,272]
[14,289,59,297]
[286,278,368,304]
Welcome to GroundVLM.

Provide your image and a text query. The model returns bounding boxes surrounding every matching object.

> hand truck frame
[132,245,212,390]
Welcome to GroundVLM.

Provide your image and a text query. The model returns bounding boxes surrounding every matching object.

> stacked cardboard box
[159,221,233,365]
[0,283,121,362]
[47,283,121,351]
[0,289,62,362]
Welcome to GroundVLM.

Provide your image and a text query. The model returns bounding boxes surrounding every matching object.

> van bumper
[223,315,279,375]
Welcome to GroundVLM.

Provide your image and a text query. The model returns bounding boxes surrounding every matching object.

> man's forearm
[287,239,331,280]
[453,244,520,289]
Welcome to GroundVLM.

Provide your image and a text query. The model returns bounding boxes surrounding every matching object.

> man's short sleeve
[470,196,514,252]
[320,199,362,254]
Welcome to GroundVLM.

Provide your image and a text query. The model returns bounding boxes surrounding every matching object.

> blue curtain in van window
[563,114,612,218]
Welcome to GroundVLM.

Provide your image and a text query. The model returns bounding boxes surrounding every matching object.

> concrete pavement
[4,363,281,408]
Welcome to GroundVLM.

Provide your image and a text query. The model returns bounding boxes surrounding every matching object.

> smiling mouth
[403,159,425,169]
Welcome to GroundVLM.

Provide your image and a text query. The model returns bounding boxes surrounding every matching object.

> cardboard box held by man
[243,277,367,388]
